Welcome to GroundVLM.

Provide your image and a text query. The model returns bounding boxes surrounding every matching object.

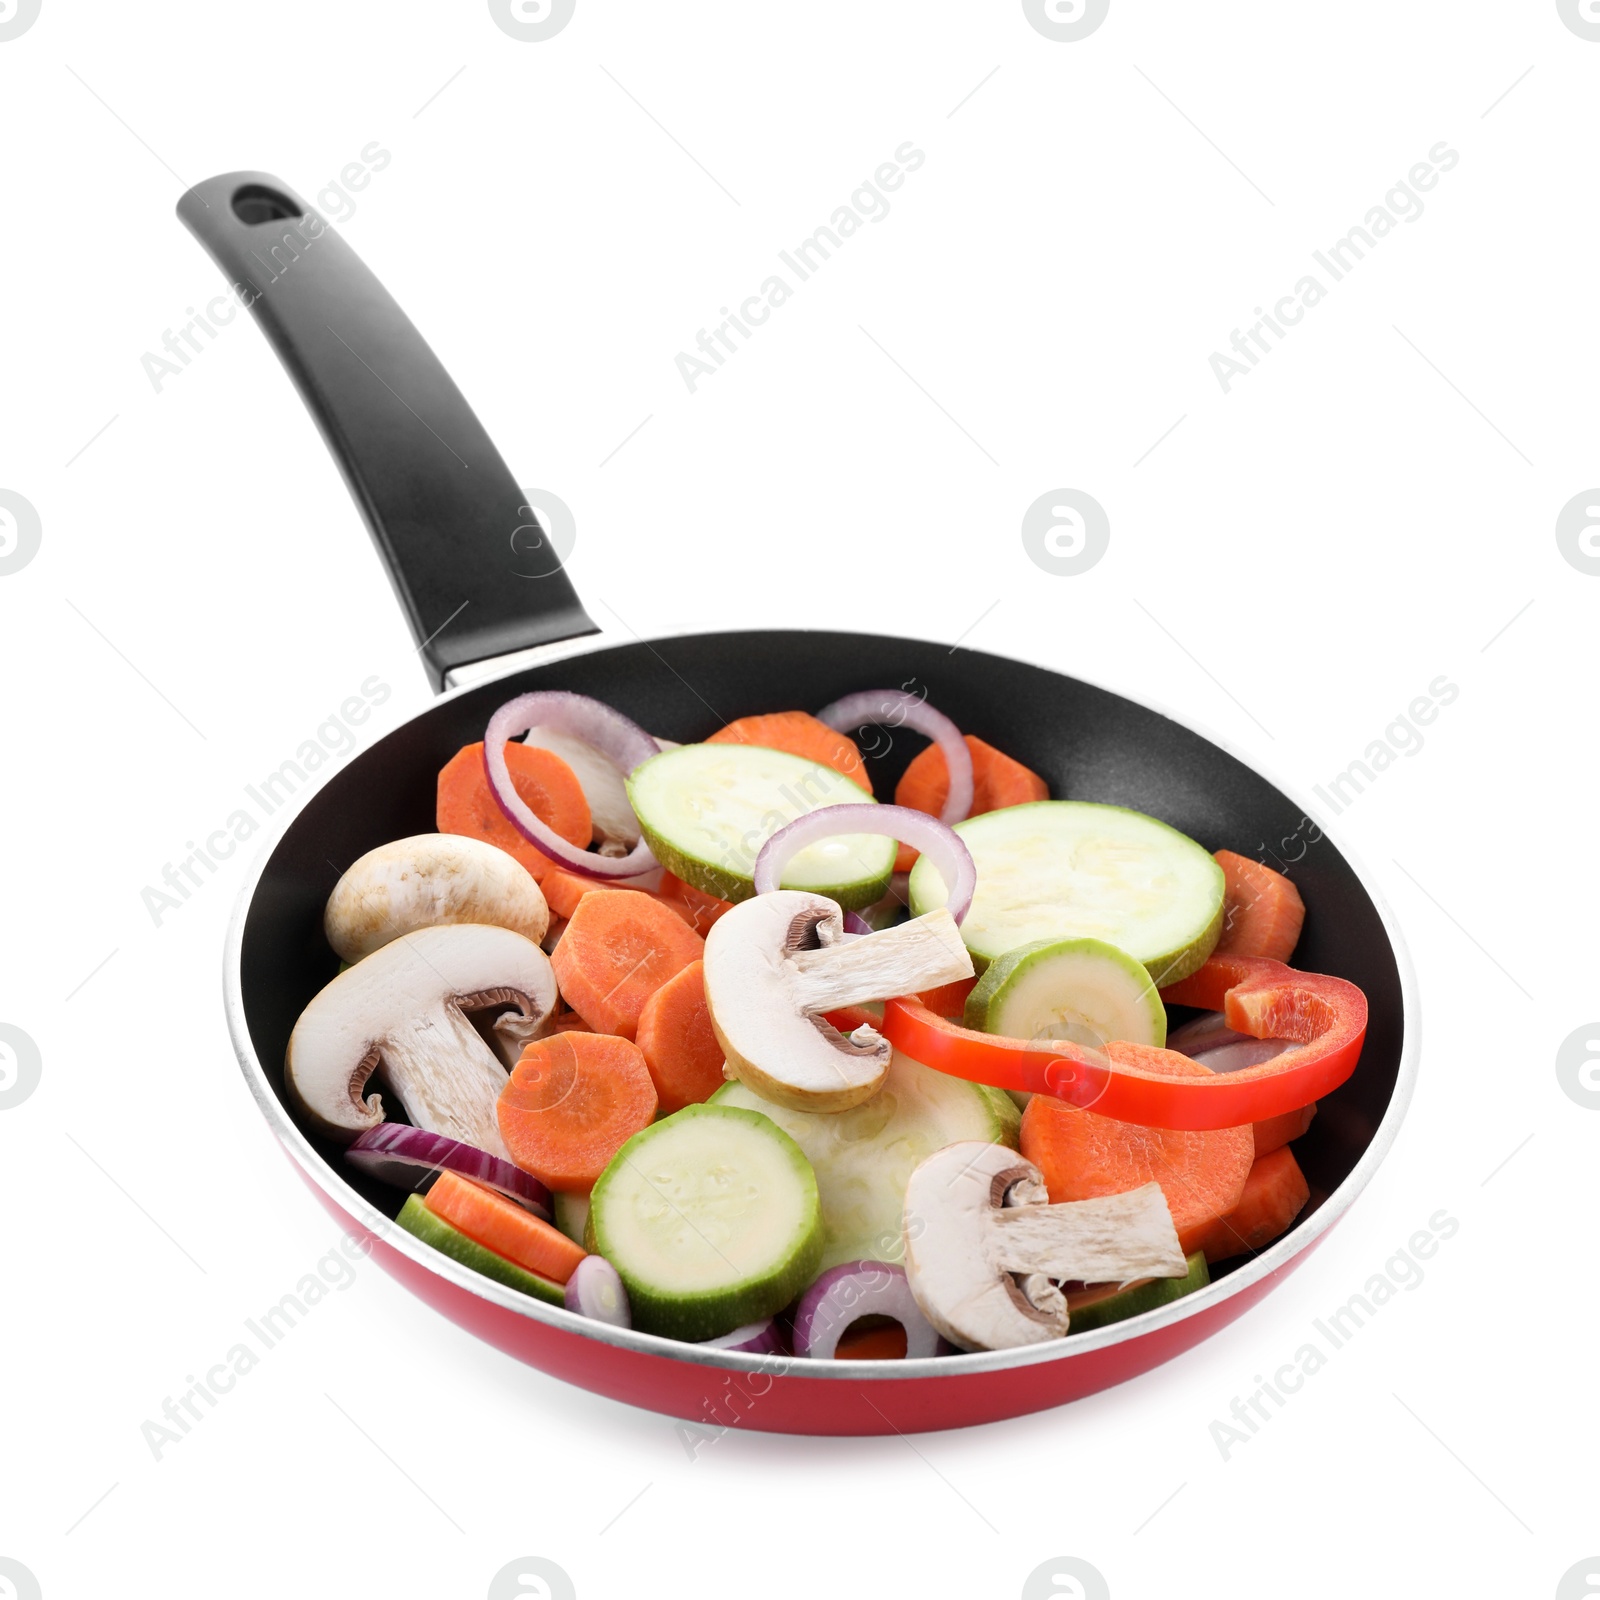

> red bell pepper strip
[879,953,1366,1132]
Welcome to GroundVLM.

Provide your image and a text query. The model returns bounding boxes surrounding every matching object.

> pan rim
[222,626,1421,1385]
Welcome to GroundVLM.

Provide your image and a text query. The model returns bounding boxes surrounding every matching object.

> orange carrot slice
[541,868,605,922]
[438,742,591,884]
[893,735,1049,870]
[834,1323,910,1360]
[656,871,735,935]
[1253,1101,1316,1157]
[1020,1055,1254,1256]
[634,961,727,1114]
[423,1168,586,1283]
[1213,850,1306,963]
[1187,1146,1310,1264]
[550,889,705,1039]
[497,1032,659,1193]
[706,711,872,795]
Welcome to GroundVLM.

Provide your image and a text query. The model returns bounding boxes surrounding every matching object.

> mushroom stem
[376,997,512,1159]
[987,1184,1188,1281]
[788,909,972,1014]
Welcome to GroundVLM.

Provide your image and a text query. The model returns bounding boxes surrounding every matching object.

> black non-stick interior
[238,629,1407,1289]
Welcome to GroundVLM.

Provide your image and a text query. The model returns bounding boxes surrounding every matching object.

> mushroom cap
[704,890,892,1113]
[324,834,549,963]
[902,1141,1069,1352]
[286,922,557,1141]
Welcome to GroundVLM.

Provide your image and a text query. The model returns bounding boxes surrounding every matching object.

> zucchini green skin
[588,1105,824,1341]
[963,935,1168,1049]
[1066,1251,1210,1334]
[627,743,895,909]
[397,1194,566,1307]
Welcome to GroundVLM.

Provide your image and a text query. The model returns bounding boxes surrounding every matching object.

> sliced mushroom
[324,834,549,963]
[703,889,973,1113]
[902,1141,1187,1352]
[286,923,558,1156]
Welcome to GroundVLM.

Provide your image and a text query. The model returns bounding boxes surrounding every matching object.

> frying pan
[183,170,1418,1435]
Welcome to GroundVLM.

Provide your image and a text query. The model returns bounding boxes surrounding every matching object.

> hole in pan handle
[176,169,597,692]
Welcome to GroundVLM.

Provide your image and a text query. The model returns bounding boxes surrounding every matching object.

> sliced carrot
[634,961,727,1114]
[1213,850,1306,962]
[1253,1101,1316,1157]
[1187,1146,1310,1264]
[705,711,872,795]
[917,977,976,1018]
[893,735,1049,870]
[438,742,591,884]
[834,1322,909,1360]
[1020,1055,1254,1256]
[550,1008,593,1035]
[550,889,705,1039]
[656,871,735,935]
[497,1032,659,1193]
[541,867,608,922]
[423,1168,586,1283]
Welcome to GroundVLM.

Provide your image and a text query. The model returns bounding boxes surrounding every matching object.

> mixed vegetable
[286,687,1367,1360]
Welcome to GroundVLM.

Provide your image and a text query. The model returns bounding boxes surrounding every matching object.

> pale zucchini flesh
[910,801,1225,984]
[587,1104,823,1341]
[712,1053,1020,1271]
[627,742,895,908]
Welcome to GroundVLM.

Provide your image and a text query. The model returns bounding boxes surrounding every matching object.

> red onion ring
[483,691,660,879]
[792,1261,940,1360]
[816,689,974,825]
[564,1255,631,1327]
[753,804,976,924]
[345,1124,552,1219]
[698,1318,784,1353]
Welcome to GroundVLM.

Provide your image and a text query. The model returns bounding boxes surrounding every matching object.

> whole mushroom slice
[324,834,549,964]
[286,923,558,1158]
[704,889,973,1113]
[901,1141,1188,1352]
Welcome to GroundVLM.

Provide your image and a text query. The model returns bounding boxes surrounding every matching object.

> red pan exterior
[304,1163,1331,1435]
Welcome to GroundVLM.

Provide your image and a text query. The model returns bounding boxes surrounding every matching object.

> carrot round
[893,735,1049,870]
[1187,1146,1310,1264]
[1253,1100,1316,1156]
[423,1168,586,1283]
[1020,1056,1254,1256]
[1213,850,1305,962]
[705,711,872,794]
[656,871,735,935]
[550,889,705,1039]
[834,1323,909,1360]
[635,961,727,1114]
[438,741,591,884]
[497,1032,659,1193]
[541,867,605,922]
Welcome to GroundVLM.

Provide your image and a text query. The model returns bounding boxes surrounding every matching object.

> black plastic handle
[177,171,596,691]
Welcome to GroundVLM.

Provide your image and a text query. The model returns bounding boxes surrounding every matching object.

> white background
[2,2,1596,1597]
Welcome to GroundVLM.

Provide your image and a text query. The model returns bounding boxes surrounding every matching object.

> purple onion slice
[697,1318,784,1353]
[564,1256,631,1328]
[1168,1011,1295,1075]
[816,690,975,826]
[753,804,976,925]
[346,1124,552,1220]
[484,690,660,878]
[792,1261,941,1361]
